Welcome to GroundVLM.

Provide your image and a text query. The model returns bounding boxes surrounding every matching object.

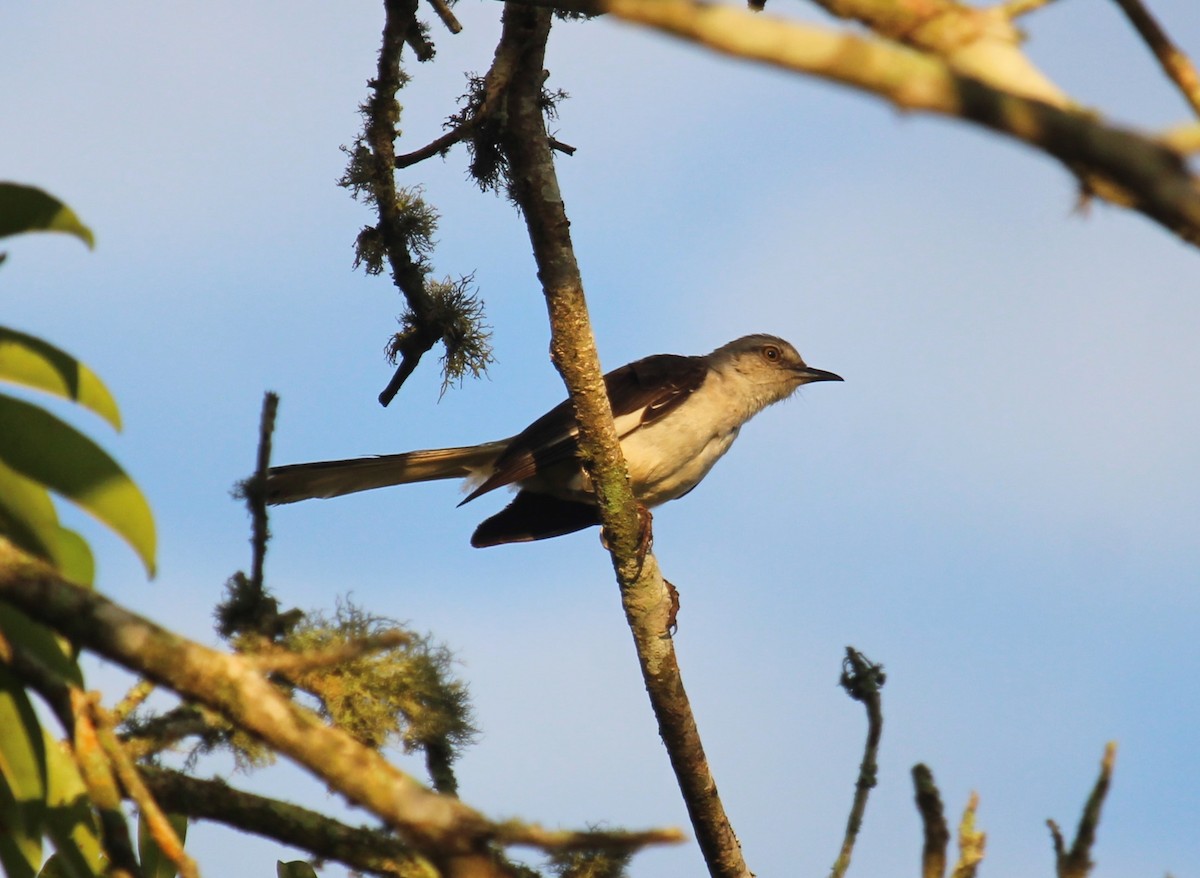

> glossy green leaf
[0,184,94,249]
[0,605,84,689]
[0,667,47,878]
[0,328,120,430]
[138,811,187,878]
[42,732,104,878]
[276,861,319,878]
[0,460,95,584]
[0,393,155,577]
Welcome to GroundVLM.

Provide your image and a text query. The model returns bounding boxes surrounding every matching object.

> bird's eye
[762,344,781,362]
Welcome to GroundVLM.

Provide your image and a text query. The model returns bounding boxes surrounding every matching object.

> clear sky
[4,2,1199,876]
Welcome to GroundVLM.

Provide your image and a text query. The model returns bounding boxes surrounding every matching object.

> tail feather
[265,441,508,504]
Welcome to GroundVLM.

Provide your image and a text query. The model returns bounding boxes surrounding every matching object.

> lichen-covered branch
[491,6,750,877]
[0,540,680,878]
[349,0,493,406]
[602,0,1200,248]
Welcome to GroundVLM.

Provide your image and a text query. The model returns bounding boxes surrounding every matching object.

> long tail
[264,441,508,504]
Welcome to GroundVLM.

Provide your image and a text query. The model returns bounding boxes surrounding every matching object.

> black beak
[795,366,843,384]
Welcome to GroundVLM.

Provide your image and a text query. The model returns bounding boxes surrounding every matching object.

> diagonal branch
[602,0,1200,248]
[140,767,425,877]
[492,6,750,878]
[0,540,681,878]
[1111,0,1200,119]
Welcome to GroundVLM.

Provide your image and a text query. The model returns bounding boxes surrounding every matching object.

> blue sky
[4,2,1200,876]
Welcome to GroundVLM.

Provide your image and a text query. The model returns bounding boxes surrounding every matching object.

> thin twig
[1049,742,1117,878]
[69,688,143,878]
[1111,0,1200,119]
[427,0,463,33]
[951,791,986,878]
[93,704,201,878]
[395,122,476,167]
[112,678,156,724]
[248,391,278,594]
[998,0,1061,18]
[139,767,424,877]
[495,822,685,850]
[828,648,885,878]
[492,5,749,877]
[912,764,949,878]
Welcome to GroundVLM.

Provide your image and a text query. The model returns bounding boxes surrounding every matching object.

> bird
[264,334,841,547]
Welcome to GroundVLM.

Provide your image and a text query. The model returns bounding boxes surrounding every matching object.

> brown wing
[460,353,708,503]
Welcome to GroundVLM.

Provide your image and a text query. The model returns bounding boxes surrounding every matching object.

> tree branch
[0,541,503,877]
[828,648,885,878]
[1048,742,1117,878]
[601,0,1200,248]
[0,540,681,878]
[1111,0,1200,119]
[492,6,749,877]
[951,792,986,878]
[140,767,425,877]
[912,764,949,878]
[367,0,446,405]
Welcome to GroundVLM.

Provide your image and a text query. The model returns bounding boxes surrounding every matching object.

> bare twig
[602,0,1200,248]
[69,688,143,878]
[951,792,986,878]
[492,822,685,851]
[248,392,278,592]
[828,648,885,878]
[997,0,1062,19]
[1048,742,1117,878]
[93,704,201,878]
[492,6,748,877]
[396,123,476,168]
[427,0,463,33]
[1111,0,1200,119]
[140,767,425,877]
[912,764,949,878]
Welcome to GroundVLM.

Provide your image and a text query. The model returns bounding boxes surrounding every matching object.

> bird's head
[711,333,843,408]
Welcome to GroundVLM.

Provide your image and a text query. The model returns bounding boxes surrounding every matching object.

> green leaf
[0,328,120,430]
[138,811,187,878]
[0,394,155,577]
[0,666,47,878]
[42,732,105,878]
[0,606,84,693]
[276,861,319,878]
[0,184,94,249]
[0,460,95,584]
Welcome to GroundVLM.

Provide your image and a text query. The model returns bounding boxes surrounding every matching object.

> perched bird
[265,334,841,547]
